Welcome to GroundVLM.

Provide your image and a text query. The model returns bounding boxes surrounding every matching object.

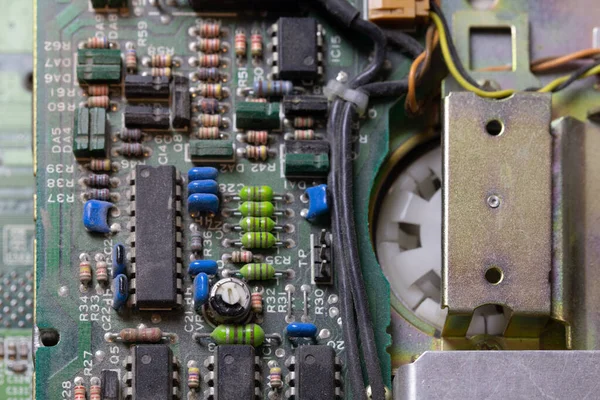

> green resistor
[238,217,279,232]
[238,232,278,248]
[239,201,275,217]
[194,324,273,347]
[239,263,276,280]
[239,186,274,201]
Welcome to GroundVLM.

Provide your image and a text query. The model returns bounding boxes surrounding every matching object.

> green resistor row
[227,186,291,202]
[236,217,282,232]
[222,263,290,281]
[194,323,280,347]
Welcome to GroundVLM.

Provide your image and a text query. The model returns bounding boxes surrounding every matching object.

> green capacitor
[239,201,275,217]
[239,186,274,201]
[235,101,281,130]
[190,139,235,163]
[240,233,277,249]
[240,263,276,280]
[239,217,276,232]
[209,324,266,347]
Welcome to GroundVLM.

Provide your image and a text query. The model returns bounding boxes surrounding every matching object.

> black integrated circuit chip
[124,104,171,130]
[215,345,258,400]
[125,75,170,99]
[274,18,321,81]
[131,165,181,310]
[171,76,191,129]
[131,345,174,400]
[101,370,119,400]
[293,345,339,400]
[283,95,329,117]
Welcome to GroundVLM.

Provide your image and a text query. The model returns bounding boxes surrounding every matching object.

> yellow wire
[430,11,600,97]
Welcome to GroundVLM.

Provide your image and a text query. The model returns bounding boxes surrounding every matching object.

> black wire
[328,100,367,400]
[360,79,409,97]
[552,58,600,92]
[348,18,388,89]
[384,29,424,59]
[430,2,482,89]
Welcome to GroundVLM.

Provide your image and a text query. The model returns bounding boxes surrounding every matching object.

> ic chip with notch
[287,345,341,399]
[272,17,323,81]
[127,345,178,399]
[206,345,260,399]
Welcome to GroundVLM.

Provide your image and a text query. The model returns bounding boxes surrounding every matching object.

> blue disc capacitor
[188,167,218,182]
[188,179,219,195]
[112,274,129,310]
[188,260,218,276]
[188,193,220,216]
[304,184,329,221]
[193,273,210,311]
[112,243,127,277]
[286,322,318,338]
[82,200,113,233]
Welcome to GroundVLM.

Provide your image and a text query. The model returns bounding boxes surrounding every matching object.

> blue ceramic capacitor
[188,193,220,216]
[188,260,218,276]
[82,200,113,233]
[112,243,127,277]
[193,273,210,311]
[188,167,218,182]
[112,274,129,310]
[304,184,329,221]
[188,179,219,195]
[286,322,318,338]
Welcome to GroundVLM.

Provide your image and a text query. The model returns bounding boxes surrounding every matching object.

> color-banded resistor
[150,67,172,77]
[198,38,222,53]
[236,217,281,232]
[269,366,282,390]
[198,54,221,68]
[188,193,220,216]
[198,83,225,99]
[83,173,111,188]
[112,274,129,310]
[293,129,316,140]
[293,116,315,129]
[150,54,172,68]
[190,226,204,254]
[189,167,218,181]
[125,48,138,73]
[194,273,210,310]
[74,384,87,400]
[238,201,277,217]
[250,33,263,58]
[90,377,101,400]
[251,290,263,313]
[80,258,92,286]
[87,85,109,96]
[239,186,279,202]
[194,324,279,347]
[107,327,164,343]
[84,188,112,201]
[238,263,282,279]
[87,37,109,48]
[198,98,222,114]
[253,80,294,97]
[197,67,222,82]
[234,30,247,57]
[246,97,267,103]
[241,130,269,145]
[286,322,318,338]
[112,243,127,277]
[188,260,218,276]
[199,22,221,38]
[242,145,270,161]
[229,250,255,264]
[188,361,201,391]
[197,127,222,140]
[199,113,226,128]
[87,95,110,109]
[88,159,113,172]
[95,259,108,286]
[120,128,143,142]
[117,143,146,157]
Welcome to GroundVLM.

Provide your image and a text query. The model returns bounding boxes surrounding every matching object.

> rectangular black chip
[283,95,329,117]
[125,104,171,130]
[171,76,191,129]
[296,345,337,400]
[133,165,180,310]
[125,75,170,99]
[276,18,319,81]
[101,370,119,400]
[132,345,173,400]
[215,345,256,400]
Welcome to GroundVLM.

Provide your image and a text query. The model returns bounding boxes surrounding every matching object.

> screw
[487,195,501,208]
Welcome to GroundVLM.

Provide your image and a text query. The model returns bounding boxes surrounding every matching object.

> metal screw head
[487,195,501,208]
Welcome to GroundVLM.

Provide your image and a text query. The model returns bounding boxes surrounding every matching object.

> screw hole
[485,119,504,136]
[485,266,503,285]
[40,328,60,347]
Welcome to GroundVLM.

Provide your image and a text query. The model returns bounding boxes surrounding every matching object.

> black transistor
[124,75,170,99]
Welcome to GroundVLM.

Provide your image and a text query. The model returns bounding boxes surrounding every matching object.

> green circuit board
[34,1,409,398]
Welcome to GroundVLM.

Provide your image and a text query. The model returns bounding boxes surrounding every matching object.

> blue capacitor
[193,273,210,311]
[188,193,220,216]
[286,322,318,338]
[82,200,113,233]
[188,260,218,276]
[188,167,218,182]
[112,243,127,277]
[188,179,219,195]
[304,184,329,221]
[112,274,129,310]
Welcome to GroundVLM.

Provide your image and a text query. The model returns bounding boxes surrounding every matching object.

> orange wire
[406,25,439,114]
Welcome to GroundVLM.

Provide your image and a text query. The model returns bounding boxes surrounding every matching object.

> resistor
[95,259,108,286]
[7,342,16,360]
[244,130,269,145]
[244,145,269,161]
[150,67,172,77]
[198,38,222,53]
[246,98,267,103]
[87,85,109,96]
[197,67,222,82]
[293,116,315,129]
[190,230,204,253]
[230,250,254,264]
[117,143,145,157]
[187,361,201,391]
[87,95,110,109]
[234,30,247,57]
[90,377,101,400]
[107,328,164,343]
[269,366,282,390]
[87,37,109,48]
[119,128,143,142]
[239,262,279,280]
[197,127,222,140]
[237,217,281,232]
[294,129,316,140]
[253,80,294,97]
[74,384,87,400]
[199,113,224,128]
[125,48,138,73]
[239,186,276,202]
[80,259,92,286]
[194,324,279,347]
[83,173,111,188]
[89,159,112,172]
[238,201,277,217]
[198,83,225,99]
[250,33,263,58]
[198,54,221,68]
[251,290,263,314]
[199,22,221,38]
[151,54,172,68]
[198,98,222,114]
[84,188,112,201]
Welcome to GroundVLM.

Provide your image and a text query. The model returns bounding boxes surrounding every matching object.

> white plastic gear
[375,146,506,335]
